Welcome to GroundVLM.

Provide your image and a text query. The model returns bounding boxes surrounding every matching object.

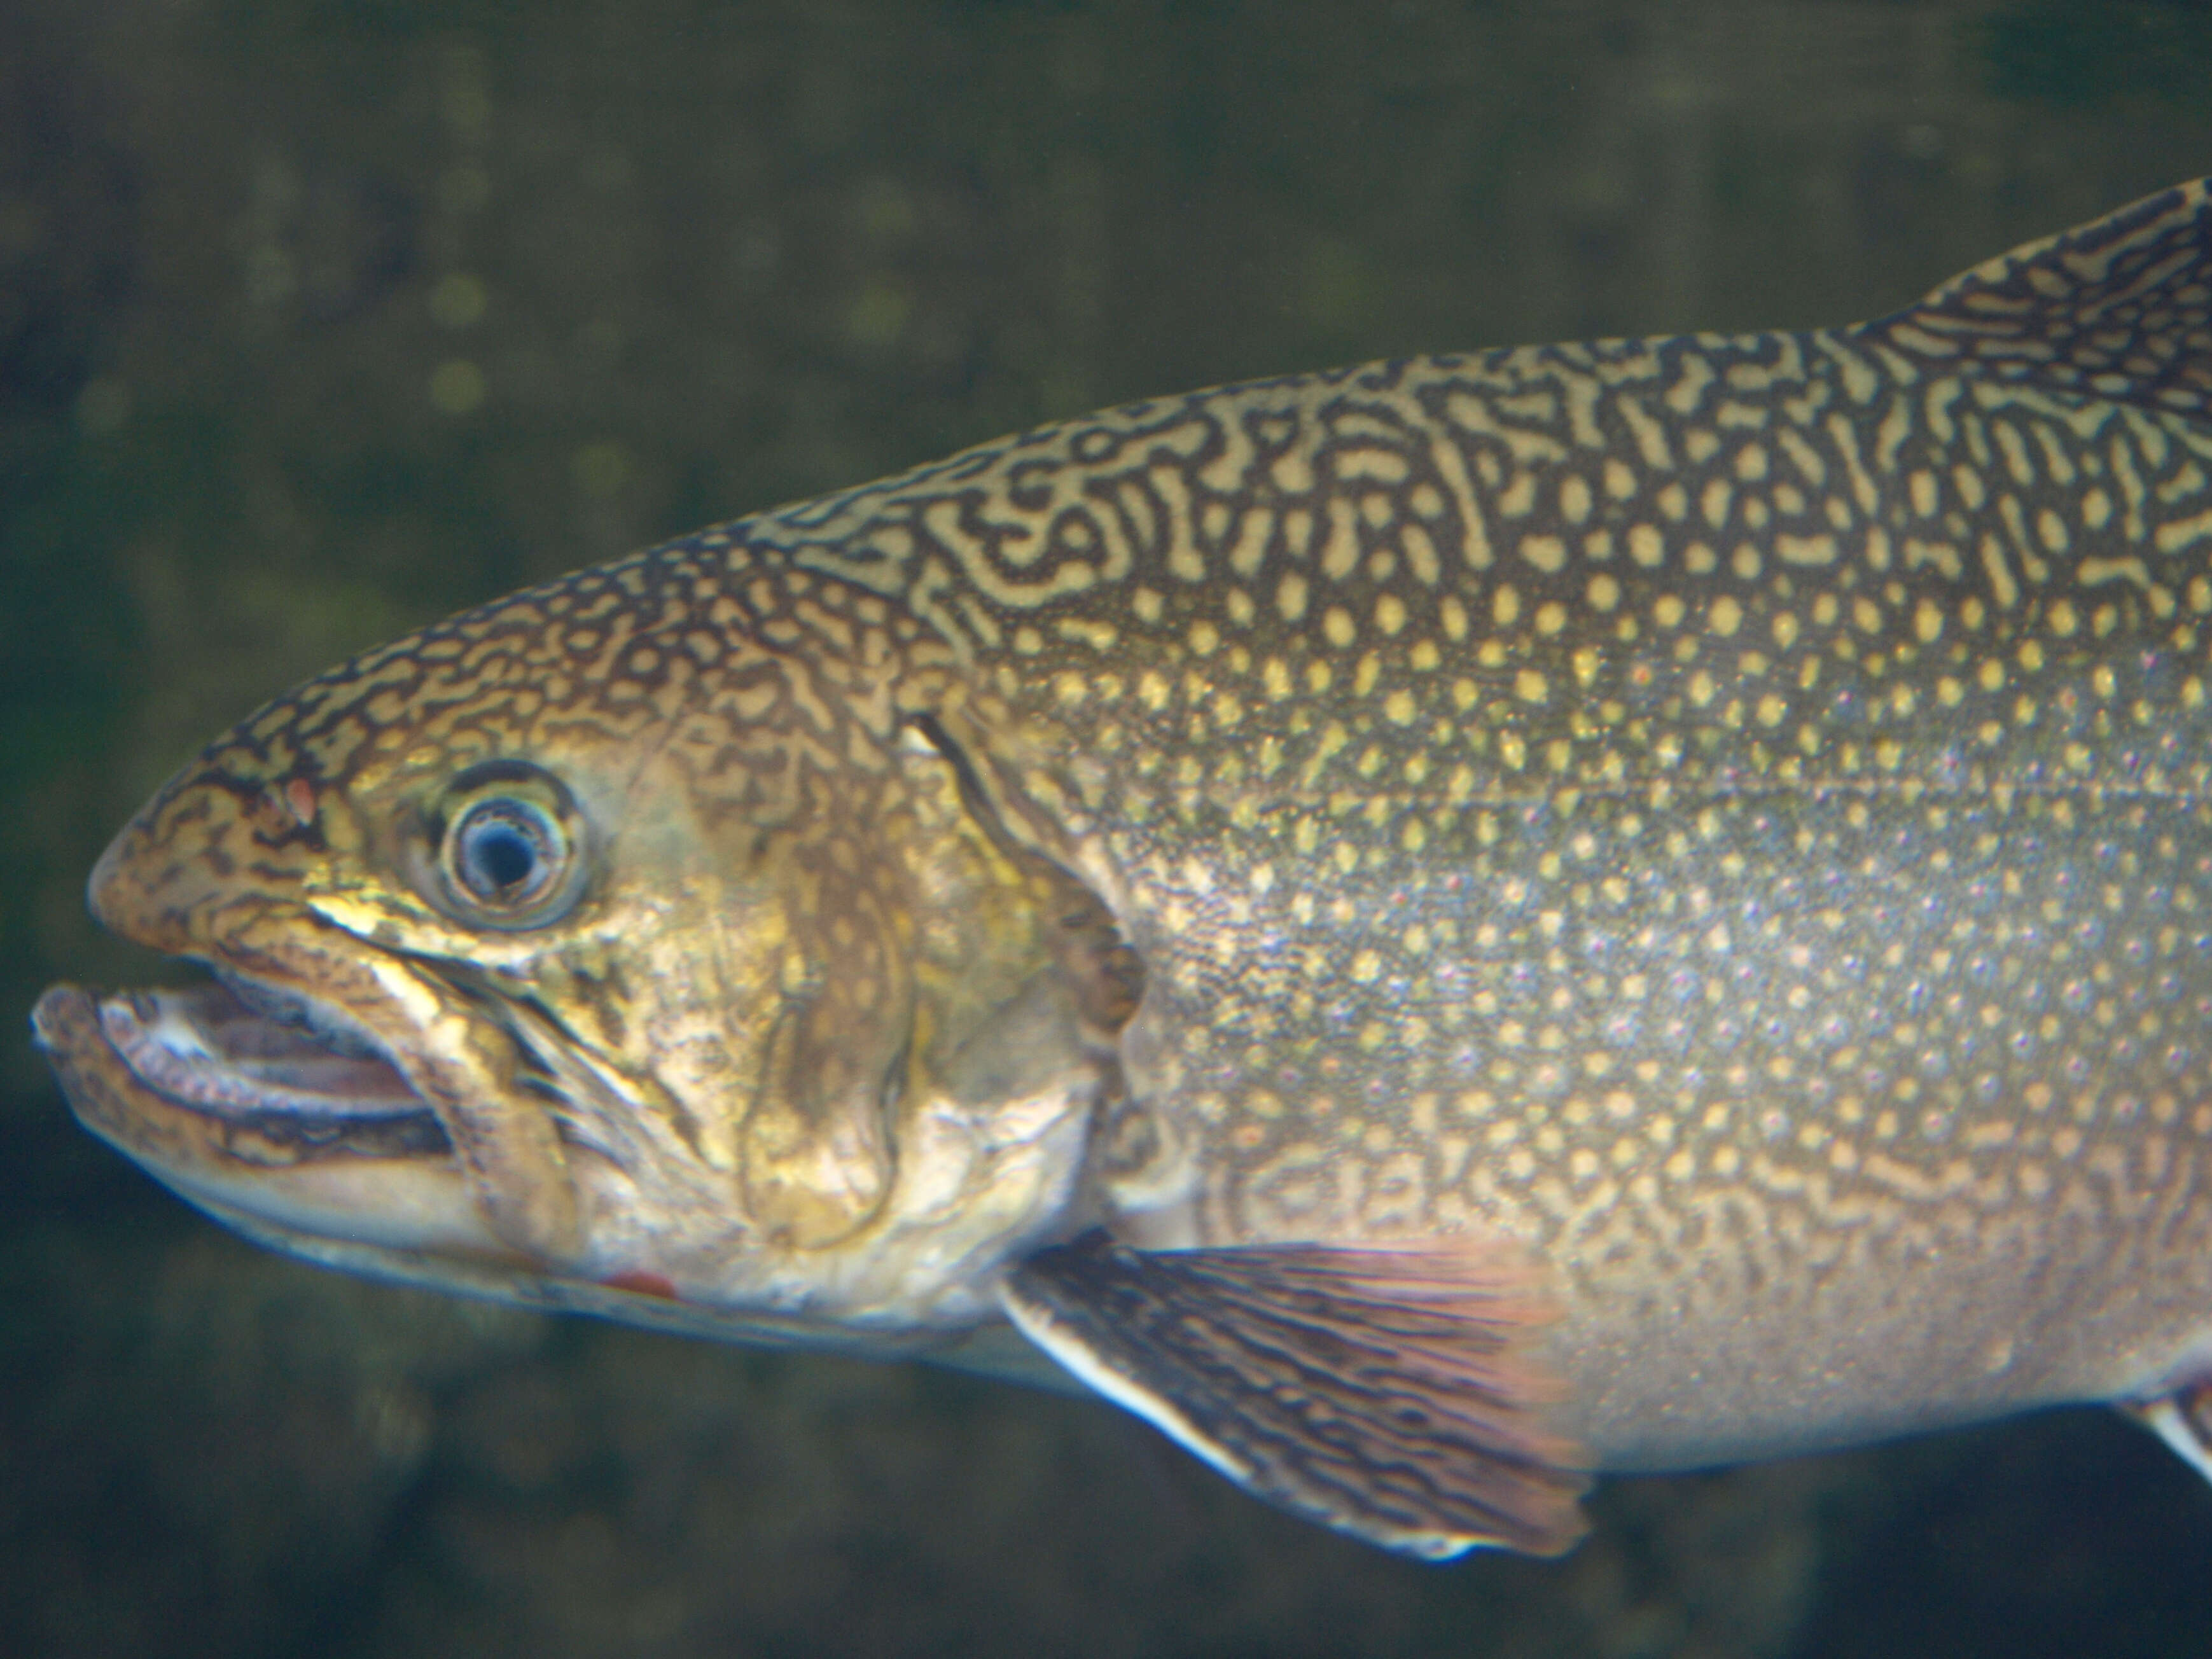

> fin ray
[1001,1231,1590,1559]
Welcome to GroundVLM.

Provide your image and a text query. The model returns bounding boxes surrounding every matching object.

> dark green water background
[6,3,2212,1654]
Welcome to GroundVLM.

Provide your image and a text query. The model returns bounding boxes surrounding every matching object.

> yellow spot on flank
[1228,508,1273,578]
[1402,524,1442,587]
[1521,533,1568,574]
[1324,606,1356,648]
[1776,533,1837,566]
[1914,600,1943,643]
[1709,595,1742,637]
[1654,593,1685,628]
[1534,600,1566,636]
[1515,669,1548,704]
[1629,523,1664,567]
[1322,498,1360,580]
[2048,598,2078,637]
[1057,617,1118,652]
[1277,571,1309,622]
[1384,688,1418,724]
[1132,587,1164,624]
[1337,447,1410,485]
[1588,573,1620,612]
[1187,620,1219,657]
[1493,584,1521,627]
[1499,732,1527,769]
[1375,593,1407,635]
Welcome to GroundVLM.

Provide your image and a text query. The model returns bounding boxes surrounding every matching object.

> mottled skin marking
[49,181,2212,1471]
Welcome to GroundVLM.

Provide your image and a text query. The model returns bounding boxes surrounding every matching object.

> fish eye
[430,763,587,929]
[452,800,560,905]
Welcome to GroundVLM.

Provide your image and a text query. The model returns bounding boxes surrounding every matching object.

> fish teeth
[104,982,427,1124]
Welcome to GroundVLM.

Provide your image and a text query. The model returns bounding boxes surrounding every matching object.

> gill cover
[76,548,1144,1299]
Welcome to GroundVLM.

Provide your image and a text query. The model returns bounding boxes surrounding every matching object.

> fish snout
[88,769,313,955]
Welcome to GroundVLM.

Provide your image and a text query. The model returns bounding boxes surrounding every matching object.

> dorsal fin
[1857,176,2212,420]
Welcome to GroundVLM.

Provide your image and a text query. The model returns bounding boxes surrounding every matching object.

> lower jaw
[34,982,498,1258]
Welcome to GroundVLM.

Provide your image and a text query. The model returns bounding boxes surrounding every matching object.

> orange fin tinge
[1000,1230,1591,1559]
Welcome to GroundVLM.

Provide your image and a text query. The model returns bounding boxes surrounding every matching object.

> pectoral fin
[999,1231,1590,1559]
[2122,1381,2212,1486]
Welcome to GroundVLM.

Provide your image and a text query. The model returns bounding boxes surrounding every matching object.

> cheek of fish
[34,176,2212,1564]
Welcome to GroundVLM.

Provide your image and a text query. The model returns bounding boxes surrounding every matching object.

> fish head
[38,550,1138,1345]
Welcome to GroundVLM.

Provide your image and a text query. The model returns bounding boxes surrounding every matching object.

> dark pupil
[459,807,545,899]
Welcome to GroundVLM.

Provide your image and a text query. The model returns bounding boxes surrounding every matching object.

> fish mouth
[94,977,450,1144]
[39,977,452,1157]
[31,975,525,1263]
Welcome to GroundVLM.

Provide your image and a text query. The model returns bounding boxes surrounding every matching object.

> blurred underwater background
[6,1,2212,1653]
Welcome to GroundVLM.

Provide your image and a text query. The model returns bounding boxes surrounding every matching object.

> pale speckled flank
[688,183,2212,1242]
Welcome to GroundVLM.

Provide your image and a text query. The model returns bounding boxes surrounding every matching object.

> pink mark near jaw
[601,1270,679,1301]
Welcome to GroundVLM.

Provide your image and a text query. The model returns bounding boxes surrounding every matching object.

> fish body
[34,178,2212,1557]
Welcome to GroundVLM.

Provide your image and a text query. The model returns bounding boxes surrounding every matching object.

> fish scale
[34,176,2212,1559]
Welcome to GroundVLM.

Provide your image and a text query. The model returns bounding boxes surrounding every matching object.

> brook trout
[35,178,2212,1559]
